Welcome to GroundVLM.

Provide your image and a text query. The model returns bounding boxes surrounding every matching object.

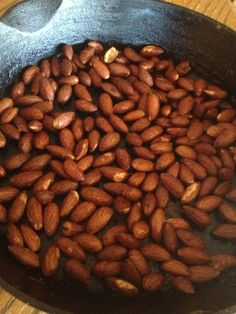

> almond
[181,158,207,180]
[74,233,103,252]
[161,173,184,198]
[210,254,236,271]
[106,277,138,296]
[195,195,222,212]
[99,132,120,151]
[92,57,110,79]
[52,112,74,129]
[63,159,85,181]
[182,205,212,228]
[150,208,165,241]
[117,233,139,249]
[199,176,218,197]
[71,201,96,223]
[33,171,55,192]
[218,203,236,223]
[100,166,128,183]
[8,245,39,268]
[171,276,195,294]
[142,192,156,215]
[181,182,201,204]
[20,224,41,252]
[22,154,52,171]
[62,221,84,237]
[76,99,97,113]
[41,244,60,277]
[176,229,205,251]
[60,191,79,218]
[141,243,171,262]
[212,224,236,239]
[163,223,178,253]
[80,187,113,206]
[155,185,169,208]
[74,83,92,101]
[179,164,195,185]
[86,206,113,234]
[162,259,189,276]
[64,258,89,284]
[26,196,43,230]
[214,128,236,148]
[178,247,210,265]
[98,244,127,261]
[115,148,131,171]
[10,171,43,188]
[189,266,219,282]
[102,225,127,246]
[7,223,24,247]
[50,180,78,195]
[93,261,121,277]
[155,152,175,171]
[142,272,165,292]
[57,236,86,261]
[8,192,28,223]
[43,202,59,236]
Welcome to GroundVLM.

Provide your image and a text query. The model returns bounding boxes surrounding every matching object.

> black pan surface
[0,0,236,313]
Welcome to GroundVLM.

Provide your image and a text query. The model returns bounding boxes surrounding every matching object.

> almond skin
[20,224,41,252]
[189,266,219,282]
[60,191,80,218]
[150,208,165,241]
[160,173,185,198]
[41,244,60,277]
[93,261,121,277]
[64,258,90,284]
[141,243,171,262]
[212,224,236,239]
[57,236,86,261]
[10,171,43,188]
[74,233,103,252]
[7,223,24,247]
[162,259,189,276]
[171,276,195,294]
[8,192,28,223]
[43,202,59,236]
[98,245,127,261]
[102,225,127,246]
[80,187,113,206]
[142,272,165,292]
[26,197,43,230]
[178,247,210,265]
[8,245,40,268]
[86,206,113,234]
[176,229,205,251]
[182,205,212,228]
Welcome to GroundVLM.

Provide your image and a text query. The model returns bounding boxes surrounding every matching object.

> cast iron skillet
[0,0,236,313]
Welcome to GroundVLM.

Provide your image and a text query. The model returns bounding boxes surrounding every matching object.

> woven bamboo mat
[0,0,235,313]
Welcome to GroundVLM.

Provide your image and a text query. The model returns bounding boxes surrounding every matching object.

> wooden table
[0,0,236,313]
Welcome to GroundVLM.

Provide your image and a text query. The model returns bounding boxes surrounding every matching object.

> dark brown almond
[50,180,78,195]
[171,276,195,294]
[26,196,43,230]
[10,171,42,188]
[102,225,127,246]
[46,145,74,160]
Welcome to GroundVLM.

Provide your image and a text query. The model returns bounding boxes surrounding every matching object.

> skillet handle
[0,0,63,33]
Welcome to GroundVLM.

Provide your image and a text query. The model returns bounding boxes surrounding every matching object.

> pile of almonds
[0,40,236,296]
